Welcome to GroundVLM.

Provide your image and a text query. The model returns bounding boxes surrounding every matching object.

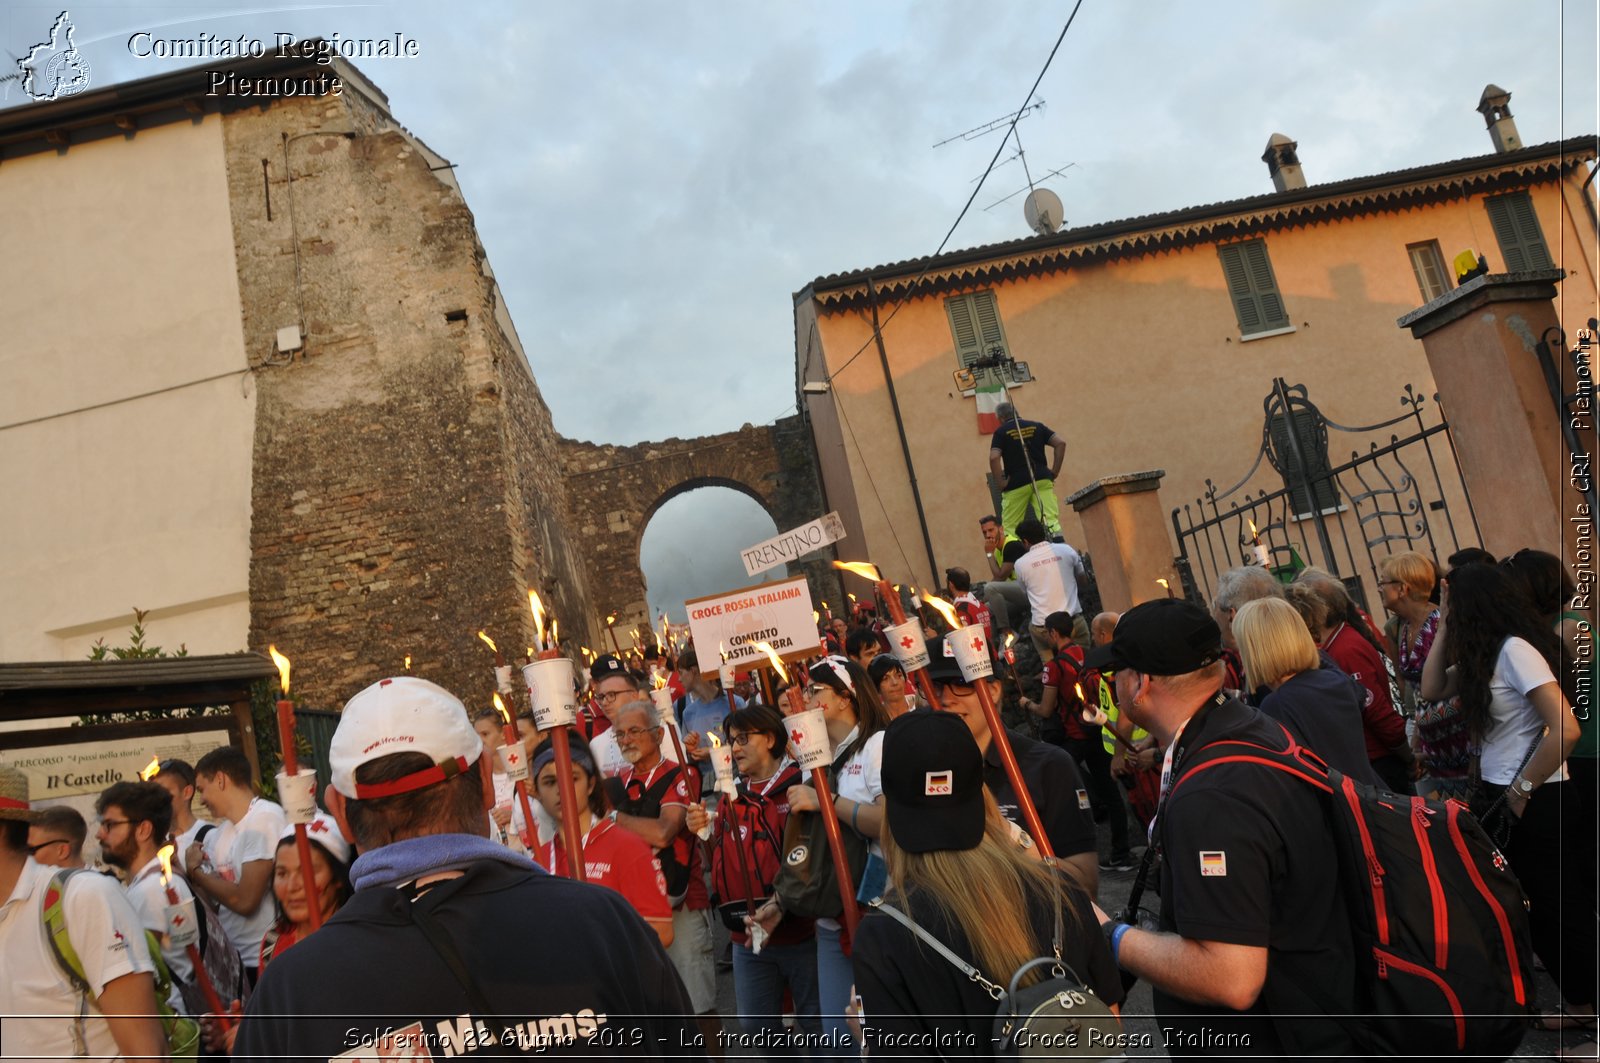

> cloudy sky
[4,1,1595,615]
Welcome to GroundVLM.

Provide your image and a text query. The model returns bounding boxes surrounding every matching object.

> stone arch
[558,416,843,649]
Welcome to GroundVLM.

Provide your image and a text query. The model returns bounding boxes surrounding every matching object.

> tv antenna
[932,97,1045,149]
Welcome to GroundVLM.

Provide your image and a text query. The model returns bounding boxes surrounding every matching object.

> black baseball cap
[1083,599,1223,676]
[589,654,628,682]
[880,712,986,854]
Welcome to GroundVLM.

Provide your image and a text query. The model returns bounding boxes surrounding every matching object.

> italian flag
[975,378,1006,434]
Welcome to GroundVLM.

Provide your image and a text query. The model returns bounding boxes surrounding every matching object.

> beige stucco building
[796,90,1598,609]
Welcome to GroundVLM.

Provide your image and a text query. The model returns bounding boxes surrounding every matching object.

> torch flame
[528,591,547,646]
[1004,631,1017,650]
[550,618,559,647]
[268,645,291,695]
[652,672,667,691]
[922,593,961,630]
[404,654,412,671]
[492,692,511,725]
[847,592,857,603]
[752,641,788,683]
[1247,519,1259,540]
[477,630,498,654]
[140,757,161,782]
[813,610,820,623]
[1156,578,1170,591]
[708,731,722,750]
[832,560,883,583]
[1075,682,1087,703]
[157,844,175,886]
[606,614,616,626]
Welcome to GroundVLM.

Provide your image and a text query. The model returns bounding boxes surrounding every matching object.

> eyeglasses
[26,838,70,856]
[934,681,976,698]
[96,818,132,832]
[594,689,633,704]
[728,733,752,747]
[613,726,656,741]
[803,684,830,699]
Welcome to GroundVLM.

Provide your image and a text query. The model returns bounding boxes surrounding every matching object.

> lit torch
[753,640,859,937]
[494,692,539,851]
[526,599,586,882]
[921,597,1055,861]
[159,844,230,1026]
[479,630,514,695]
[1156,577,1175,599]
[268,646,324,930]
[1245,520,1270,568]
[605,613,623,656]
[140,757,161,782]
[528,592,548,653]
[836,560,940,708]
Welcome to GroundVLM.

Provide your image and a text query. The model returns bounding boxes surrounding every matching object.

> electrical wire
[822,0,1086,386]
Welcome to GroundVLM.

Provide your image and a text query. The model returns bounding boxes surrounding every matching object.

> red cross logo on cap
[790,728,805,744]
[970,635,985,652]
[309,820,329,834]
[899,635,915,650]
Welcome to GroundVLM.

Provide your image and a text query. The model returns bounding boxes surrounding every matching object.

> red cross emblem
[506,749,521,766]
[113,930,125,943]
[900,635,915,650]
[309,820,329,834]
[970,635,985,652]
[171,913,186,927]
[790,728,805,744]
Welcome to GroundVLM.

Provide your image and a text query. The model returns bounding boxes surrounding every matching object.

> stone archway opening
[639,481,786,625]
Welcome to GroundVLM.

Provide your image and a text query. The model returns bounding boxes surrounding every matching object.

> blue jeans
[815,923,858,1056]
[732,936,821,1046]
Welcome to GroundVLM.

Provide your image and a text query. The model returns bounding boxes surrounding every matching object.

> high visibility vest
[1099,675,1148,755]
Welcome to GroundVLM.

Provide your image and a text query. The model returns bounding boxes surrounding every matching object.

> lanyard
[1148,689,1229,849]
[630,760,667,794]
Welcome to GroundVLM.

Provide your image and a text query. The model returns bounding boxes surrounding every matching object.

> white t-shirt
[173,818,212,872]
[203,796,287,961]
[1482,636,1567,786]
[1014,541,1085,626]
[818,726,885,932]
[125,855,195,991]
[0,858,156,1060]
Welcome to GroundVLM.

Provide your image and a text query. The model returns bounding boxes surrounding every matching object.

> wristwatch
[1513,778,1534,796]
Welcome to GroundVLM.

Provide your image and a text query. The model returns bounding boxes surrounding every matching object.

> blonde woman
[1233,598,1381,784]
[852,712,1122,1054]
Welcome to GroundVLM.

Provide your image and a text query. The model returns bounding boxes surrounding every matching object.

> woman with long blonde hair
[851,712,1122,1054]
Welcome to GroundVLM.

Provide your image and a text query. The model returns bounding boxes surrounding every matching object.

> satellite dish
[1023,188,1063,235]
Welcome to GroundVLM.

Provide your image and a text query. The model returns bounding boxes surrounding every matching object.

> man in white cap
[0,765,166,1060]
[232,676,697,1061]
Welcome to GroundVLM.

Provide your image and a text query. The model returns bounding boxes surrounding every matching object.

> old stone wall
[227,90,590,708]
[558,415,841,638]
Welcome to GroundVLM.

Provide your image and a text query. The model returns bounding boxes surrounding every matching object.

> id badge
[856,850,888,904]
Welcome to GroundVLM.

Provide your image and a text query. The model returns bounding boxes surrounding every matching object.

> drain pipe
[867,276,940,586]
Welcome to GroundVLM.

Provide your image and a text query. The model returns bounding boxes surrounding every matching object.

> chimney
[1262,133,1305,192]
[1477,84,1522,154]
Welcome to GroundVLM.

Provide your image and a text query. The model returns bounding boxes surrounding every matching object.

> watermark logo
[5,10,92,102]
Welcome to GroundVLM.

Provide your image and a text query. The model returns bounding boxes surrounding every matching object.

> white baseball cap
[329,676,483,799]
[279,812,353,868]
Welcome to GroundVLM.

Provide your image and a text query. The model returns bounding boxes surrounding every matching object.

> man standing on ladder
[989,401,1067,538]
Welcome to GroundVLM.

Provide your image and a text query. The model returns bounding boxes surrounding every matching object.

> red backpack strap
[1170,728,1334,800]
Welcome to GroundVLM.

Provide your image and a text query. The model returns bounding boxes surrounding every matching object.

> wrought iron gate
[1172,378,1482,611]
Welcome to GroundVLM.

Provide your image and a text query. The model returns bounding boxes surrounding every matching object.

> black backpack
[1170,727,1535,1059]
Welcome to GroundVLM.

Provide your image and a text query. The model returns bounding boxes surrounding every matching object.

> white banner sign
[740,512,847,578]
[6,728,232,803]
[685,575,822,668]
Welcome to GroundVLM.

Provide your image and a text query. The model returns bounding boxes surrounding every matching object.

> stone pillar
[1066,471,1181,615]
[1397,270,1573,559]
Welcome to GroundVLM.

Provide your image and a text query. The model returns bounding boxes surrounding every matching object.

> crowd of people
[0,523,1594,1059]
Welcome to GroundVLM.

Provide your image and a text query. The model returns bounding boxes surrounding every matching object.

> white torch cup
[947,626,995,683]
[719,664,737,688]
[276,768,319,824]
[499,742,531,784]
[786,707,833,771]
[165,898,199,949]
[494,665,514,696]
[885,620,930,672]
[709,743,736,795]
[522,659,578,730]
[650,686,674,716]
[695,808,717,841]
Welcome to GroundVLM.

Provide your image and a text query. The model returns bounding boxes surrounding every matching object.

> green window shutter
[1485,192,1553,272]
[945,291,1011,383]
[1218,240,1290,335]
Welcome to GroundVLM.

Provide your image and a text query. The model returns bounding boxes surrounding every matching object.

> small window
[1484,191,1553,272]
[1407,241,1451,302]
[945,291,1010,383]
[1217,240,1290,336]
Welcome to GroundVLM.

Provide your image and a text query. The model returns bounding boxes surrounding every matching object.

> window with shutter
[1407,241,1451,302]
[1217,240,1291,336]
[1485,192,1553,272]
[944,291,1012,385]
